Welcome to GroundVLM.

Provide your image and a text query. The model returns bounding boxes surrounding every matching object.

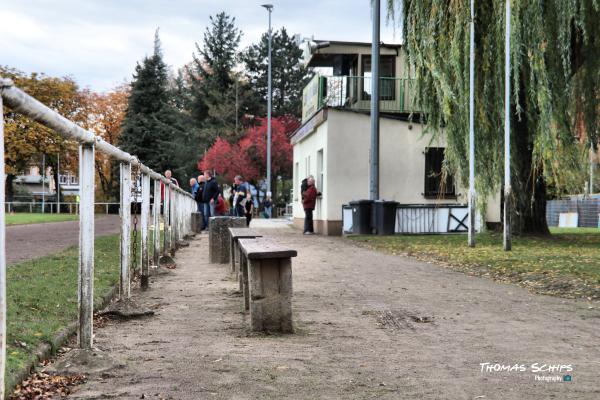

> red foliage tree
[198,137,259,183]
[199,116,296,199]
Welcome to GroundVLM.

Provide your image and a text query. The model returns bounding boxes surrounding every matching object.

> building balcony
[302,75,418,123]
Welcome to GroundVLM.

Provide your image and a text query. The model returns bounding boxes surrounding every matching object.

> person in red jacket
[302,176,318,235]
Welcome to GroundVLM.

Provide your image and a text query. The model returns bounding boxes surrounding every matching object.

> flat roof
[311,39,403,49]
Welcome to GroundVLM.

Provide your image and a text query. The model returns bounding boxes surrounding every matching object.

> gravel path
[66,224,599,399]
[6,215,120,266]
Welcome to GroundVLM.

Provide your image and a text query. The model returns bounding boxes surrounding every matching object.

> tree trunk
[510,75,550,236]
[5,174,14,202]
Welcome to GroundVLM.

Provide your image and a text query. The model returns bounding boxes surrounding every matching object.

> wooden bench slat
[238,238,297,260]
[228,228,263,239]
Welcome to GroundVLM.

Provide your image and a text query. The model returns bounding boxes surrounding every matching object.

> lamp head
[261,4,273,11]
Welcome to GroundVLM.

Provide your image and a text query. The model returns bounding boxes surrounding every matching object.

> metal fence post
[120,162,132,299]
[140,173,150,289]
[0,93,7,398]
[153,179,161,266]
[163,183,170,255]
[78,143,95,349]
[170,190,177,252]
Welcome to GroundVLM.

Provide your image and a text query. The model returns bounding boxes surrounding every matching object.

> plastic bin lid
[349,199,374,205]
[373,199,398,205]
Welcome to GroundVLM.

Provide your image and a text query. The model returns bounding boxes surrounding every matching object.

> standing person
[302,176,318,235]
[262,192,273,219]
[233,175,249,218]
[189,177,200,210]
[215,193,228,216]
[229,184,237,216]
[244,193,254,227]
[161,169,180,203]
[197,175,207,229]
[203,170,220,226]
[165,170,179,187]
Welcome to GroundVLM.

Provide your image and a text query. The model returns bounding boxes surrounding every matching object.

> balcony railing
[317,75,417,114]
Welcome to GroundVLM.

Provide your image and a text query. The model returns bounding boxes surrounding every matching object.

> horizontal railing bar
[0,78,191,198]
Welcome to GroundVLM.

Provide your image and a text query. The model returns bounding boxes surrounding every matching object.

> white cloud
[0,0,402,91]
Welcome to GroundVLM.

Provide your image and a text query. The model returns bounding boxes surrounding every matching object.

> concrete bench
[238,238,297,333]
[208,216,246,264]
[228,227,262,285]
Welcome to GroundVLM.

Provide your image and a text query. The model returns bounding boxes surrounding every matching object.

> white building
[291,40,501,235]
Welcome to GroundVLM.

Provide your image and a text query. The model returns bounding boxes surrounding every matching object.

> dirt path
[66,224,599,399]
[6,215,120,265]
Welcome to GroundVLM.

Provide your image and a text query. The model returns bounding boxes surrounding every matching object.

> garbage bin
[349,200,373,234]
[372,200,398,235]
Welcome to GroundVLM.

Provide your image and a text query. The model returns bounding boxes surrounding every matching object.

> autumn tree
[77,85,129,200]
[241,27,311,118]
[1,66,80,200]
[387,0,600,234]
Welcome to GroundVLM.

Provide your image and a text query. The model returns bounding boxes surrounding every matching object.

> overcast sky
[0,0,403,92]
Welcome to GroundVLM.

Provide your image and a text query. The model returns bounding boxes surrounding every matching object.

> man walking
[203,170,220,227]
[302,176,318,235]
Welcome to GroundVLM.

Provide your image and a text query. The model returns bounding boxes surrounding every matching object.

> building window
[316,149,324,192]
[424,147,455,198]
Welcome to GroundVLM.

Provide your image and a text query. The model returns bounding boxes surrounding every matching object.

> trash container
[372,200,398,235]
[349,200,373,234]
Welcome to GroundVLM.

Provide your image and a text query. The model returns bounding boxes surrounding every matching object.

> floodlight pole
[503,0,512,251]
[468,0,476,247]
[262,4,273,195]
[370,0,380,200]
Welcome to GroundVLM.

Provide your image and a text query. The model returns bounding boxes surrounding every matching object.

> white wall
[292,109,500,224]
[325,110,464,221]
[292,119,329,220]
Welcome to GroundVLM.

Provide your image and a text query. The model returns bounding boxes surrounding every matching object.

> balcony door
[360,55,396,101]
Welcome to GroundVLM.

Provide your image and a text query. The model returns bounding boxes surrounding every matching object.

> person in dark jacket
[302,176,318,235]
[244,193,254,227]
[196,175,206,228]
[202,170,220,226]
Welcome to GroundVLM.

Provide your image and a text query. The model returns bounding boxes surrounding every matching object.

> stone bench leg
[248,258,293,333]
[230,239,236,273]
[240,248,249,310]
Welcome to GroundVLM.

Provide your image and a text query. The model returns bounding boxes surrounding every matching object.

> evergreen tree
[120,30,187,178]
[241,28,311,118]
[189,12,251,142]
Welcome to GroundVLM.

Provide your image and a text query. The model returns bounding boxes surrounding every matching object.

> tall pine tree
[241,28,311,118]
[189,12,253,142]
[120,30,187,178]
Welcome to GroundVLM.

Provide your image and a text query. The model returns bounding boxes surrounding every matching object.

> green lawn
[349,228,600,300]
[6,213,79,226]
[6,235,122,388]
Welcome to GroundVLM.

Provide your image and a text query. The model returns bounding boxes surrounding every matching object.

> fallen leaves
[10,372,86,399]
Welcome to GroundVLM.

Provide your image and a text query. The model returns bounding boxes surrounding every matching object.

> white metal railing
[0,78,197,396]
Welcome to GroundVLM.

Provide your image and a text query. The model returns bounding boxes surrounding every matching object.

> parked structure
[291,40,501,235]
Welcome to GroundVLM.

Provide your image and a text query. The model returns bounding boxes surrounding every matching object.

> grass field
[349,228,600,300]
[6,213,79,226]
[5,234,133,391]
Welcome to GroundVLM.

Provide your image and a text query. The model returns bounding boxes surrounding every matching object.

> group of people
[188,173,273,229]
[166,169,319,235]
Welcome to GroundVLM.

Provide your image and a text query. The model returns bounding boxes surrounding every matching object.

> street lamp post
[262,4,273,196]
